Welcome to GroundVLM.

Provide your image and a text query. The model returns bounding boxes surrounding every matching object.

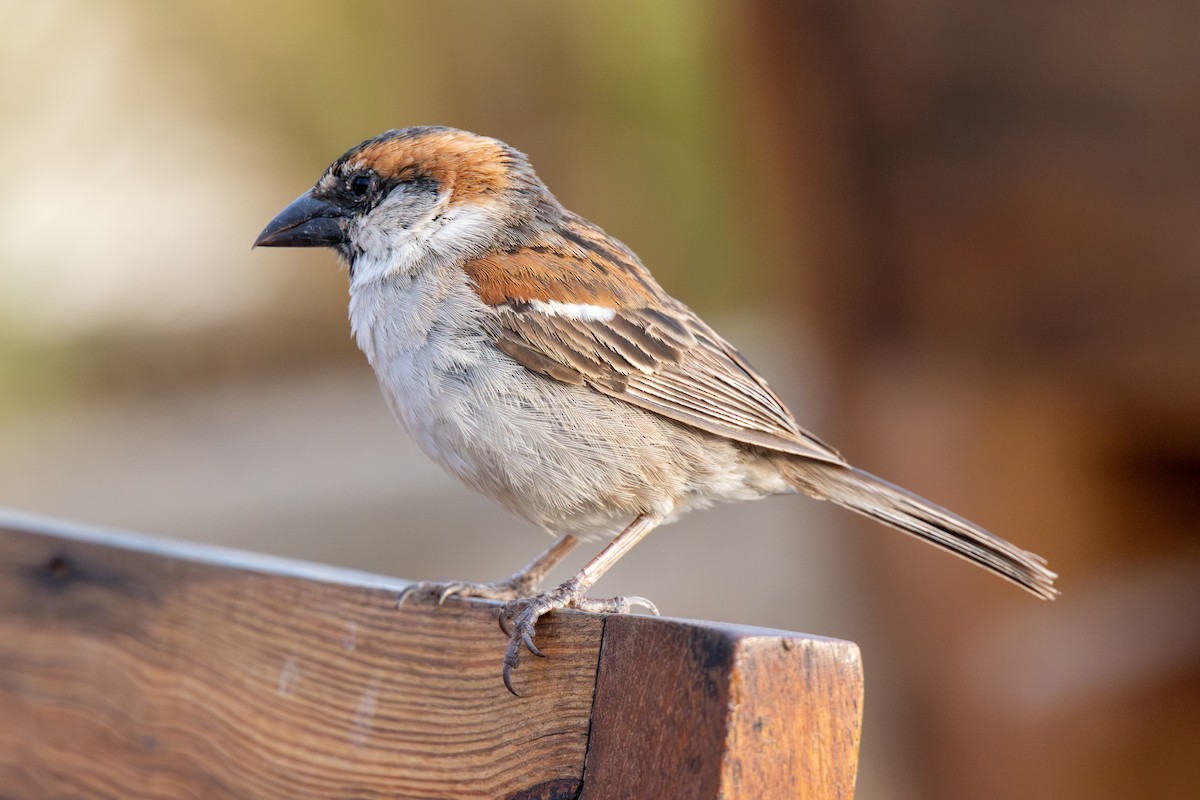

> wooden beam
[0,511,863,799]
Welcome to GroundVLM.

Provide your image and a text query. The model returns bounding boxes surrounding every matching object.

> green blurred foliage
[153,0,752,303]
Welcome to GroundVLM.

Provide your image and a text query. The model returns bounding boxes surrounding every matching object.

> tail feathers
[783,461,1058,600]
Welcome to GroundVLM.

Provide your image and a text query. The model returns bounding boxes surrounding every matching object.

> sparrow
[255,126,1057,694]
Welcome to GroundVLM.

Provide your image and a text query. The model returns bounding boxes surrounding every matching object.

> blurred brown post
[0,512,863,799]
[738,3,1200,797]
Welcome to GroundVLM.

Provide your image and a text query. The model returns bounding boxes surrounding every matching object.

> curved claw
[502,660,522,697]
[502,633,528,697]
[498,608,514,636]
[627,596,660,616]
[521,630,544,658]
[395,584,419,609]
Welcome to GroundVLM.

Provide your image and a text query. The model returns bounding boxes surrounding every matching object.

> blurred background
[2,1,1198,797]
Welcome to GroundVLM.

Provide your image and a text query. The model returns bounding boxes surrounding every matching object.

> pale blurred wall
[2,2,1197,799]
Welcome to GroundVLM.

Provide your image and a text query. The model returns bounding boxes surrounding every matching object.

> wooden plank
[0,512,863,799]
[0,515,601,800]
[581,615,863,800]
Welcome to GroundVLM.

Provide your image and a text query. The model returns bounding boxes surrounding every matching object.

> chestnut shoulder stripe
[462,237,662,309]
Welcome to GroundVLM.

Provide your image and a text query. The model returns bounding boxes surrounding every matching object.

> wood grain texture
[581,615,863,800]
[0,512,863,799]
[0,516,600,800]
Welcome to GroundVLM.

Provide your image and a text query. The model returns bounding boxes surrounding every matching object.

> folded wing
[464,217,845,465]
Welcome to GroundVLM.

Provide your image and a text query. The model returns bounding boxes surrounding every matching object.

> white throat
[345,200,502,368]
[348,199,501,290]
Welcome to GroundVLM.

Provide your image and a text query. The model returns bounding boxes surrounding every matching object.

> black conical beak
[254,191,349,248]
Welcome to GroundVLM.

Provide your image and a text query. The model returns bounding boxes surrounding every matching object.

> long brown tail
[781,460,1058,599]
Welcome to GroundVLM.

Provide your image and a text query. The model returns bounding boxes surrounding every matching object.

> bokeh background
[3,1,1199,797]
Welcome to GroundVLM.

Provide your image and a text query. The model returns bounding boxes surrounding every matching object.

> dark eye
[348,173,374,199]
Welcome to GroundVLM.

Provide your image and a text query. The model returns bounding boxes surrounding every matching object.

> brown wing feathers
[463,218,846,465]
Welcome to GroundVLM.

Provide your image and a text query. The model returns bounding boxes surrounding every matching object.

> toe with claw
[571,595,659,615]
[500,591,562,697]
[396,576,532,609]
[498,583,659,696]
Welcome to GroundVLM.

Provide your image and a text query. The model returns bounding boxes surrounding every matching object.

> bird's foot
[395,574,540,609]
[498,581,658,696]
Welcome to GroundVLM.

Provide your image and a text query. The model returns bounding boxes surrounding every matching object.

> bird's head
[254,127,555,283]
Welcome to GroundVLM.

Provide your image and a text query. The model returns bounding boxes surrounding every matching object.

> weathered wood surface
[581,615,863,799]
[0,510,864,799]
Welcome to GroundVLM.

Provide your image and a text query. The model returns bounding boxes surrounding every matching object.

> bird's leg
[500,514,662,695]
[396,533,579,607]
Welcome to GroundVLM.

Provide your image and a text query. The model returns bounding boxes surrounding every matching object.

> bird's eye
[348,173,374,199]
